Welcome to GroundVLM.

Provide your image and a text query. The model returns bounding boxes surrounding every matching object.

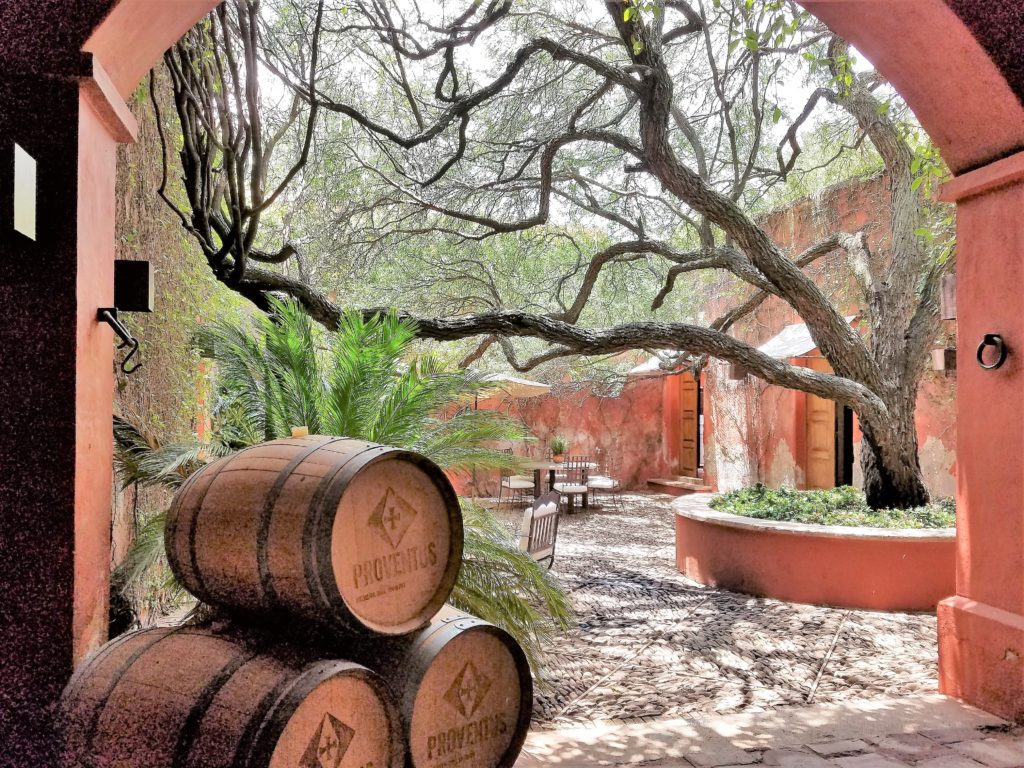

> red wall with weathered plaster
[679,176,958,497]
[938,163,1024,721]
[73,91,118,665]
[516,179,958,499]
[453,377,670,495]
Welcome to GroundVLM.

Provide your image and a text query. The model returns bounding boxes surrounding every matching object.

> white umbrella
[627,350,681,377]
[478,373,551,399]
[468,374,550,497]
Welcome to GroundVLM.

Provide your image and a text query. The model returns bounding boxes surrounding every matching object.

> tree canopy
[154,0,954,508]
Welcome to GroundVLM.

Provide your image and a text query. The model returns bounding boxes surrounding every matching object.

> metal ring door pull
[977,333,1008,370]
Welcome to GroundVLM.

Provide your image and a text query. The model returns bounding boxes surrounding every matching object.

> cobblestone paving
[494,492,939,728]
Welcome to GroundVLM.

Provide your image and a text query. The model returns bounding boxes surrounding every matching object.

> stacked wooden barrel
[60,435,532,768]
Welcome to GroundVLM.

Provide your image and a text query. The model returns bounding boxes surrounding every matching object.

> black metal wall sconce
[97,260,154,375]
[977,333,1008,371]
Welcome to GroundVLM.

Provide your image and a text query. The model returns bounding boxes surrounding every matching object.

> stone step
[648,476,714,495]
[516,694,1007,766]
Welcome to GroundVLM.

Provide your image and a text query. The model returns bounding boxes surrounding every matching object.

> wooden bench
[518,491,562,569]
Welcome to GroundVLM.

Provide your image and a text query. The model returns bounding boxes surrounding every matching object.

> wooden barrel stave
[60,627,404,768]
[165,436,463,635]
[235,607,532,768]
[165,455,233,605]
[398,609,532,768]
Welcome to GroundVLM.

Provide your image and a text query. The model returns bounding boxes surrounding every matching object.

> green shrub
[708,484,955,529]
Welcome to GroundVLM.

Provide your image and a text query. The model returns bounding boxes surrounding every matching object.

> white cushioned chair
[553,456,590,514]
[498,450,534,512]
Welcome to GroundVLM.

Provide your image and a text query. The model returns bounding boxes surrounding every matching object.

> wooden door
[805,358,836,489]
[680,373,700,478]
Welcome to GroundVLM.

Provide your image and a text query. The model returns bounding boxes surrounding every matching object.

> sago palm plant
[114,300,572,673]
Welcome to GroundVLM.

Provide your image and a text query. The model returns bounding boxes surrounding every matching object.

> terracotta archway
[2,1,1024,763]
[807,1,1024,724]
[0,4,219,765]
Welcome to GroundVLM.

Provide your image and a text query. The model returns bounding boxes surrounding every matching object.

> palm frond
[111,511,169,595]
[261,298,325,433]
[113,416,160,490]
[450,500,575,678]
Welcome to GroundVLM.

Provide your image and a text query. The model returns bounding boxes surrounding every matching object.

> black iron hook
[97,308,143,375]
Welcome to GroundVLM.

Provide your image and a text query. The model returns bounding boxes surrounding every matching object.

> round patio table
[519,459,598,498]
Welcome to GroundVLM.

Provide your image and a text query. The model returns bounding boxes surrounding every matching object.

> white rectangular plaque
[14,143,36,241]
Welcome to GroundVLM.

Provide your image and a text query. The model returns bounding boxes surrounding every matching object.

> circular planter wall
[674,494,955,612]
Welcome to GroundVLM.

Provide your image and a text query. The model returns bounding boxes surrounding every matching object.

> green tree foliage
[157,0,955,508]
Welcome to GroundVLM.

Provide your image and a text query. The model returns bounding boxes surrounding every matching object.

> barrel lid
[263,661,403,768]
[407,628,529,768]
[329,452,462,635]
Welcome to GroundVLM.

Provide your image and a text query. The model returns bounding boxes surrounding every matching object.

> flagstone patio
[490,492,939,729]
[492,492,993,767]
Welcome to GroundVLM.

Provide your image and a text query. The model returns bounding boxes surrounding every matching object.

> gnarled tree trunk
[858,392,929,509]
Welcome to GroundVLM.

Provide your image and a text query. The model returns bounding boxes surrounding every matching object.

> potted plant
[550,435,568,463]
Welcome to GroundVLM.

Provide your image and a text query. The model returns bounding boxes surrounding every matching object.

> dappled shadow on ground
[491,492,938,728]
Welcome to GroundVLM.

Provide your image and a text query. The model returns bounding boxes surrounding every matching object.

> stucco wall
[683,176,958,497]
[454,377,669,495]
[474,177,957,500]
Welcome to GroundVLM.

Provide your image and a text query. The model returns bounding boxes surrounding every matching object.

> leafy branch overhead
[154,0,954,508]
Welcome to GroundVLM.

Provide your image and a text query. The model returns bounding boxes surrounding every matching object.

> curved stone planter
[674,494,955,612]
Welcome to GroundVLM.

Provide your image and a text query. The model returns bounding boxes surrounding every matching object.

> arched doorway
[2,1,1024,762]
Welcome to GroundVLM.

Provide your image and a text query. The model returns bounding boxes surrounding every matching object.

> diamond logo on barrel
[300,713,355,768]
[368,487,418,550]
[443,662,492,719]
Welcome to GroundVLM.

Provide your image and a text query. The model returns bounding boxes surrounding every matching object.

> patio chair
[588,454,624,511]
[498,449,534,512]
[502,447,532,481]
[553,455,590,514]
[518,491,562,569]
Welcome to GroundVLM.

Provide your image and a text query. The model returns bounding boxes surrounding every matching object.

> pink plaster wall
[73,92,117,664]
[695,176,957,497]
[460,178,957,500]
[452,377,669,496]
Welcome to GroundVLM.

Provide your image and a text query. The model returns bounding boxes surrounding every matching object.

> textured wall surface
[692,176,957,497]
[945,0,1024,108]
[454,377,669,496]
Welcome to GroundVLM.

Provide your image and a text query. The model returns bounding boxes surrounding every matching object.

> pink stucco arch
[806,1,1024,723]
[3,0,1024,764]
[83,0,217,99]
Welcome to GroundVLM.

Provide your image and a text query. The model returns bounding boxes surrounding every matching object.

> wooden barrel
[166,436,463,635]
[317,606,532,768]
[59,626,404,768]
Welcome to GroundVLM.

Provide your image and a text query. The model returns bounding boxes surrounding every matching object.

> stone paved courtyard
[492,492,939,729]
[516,695,1013,767]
